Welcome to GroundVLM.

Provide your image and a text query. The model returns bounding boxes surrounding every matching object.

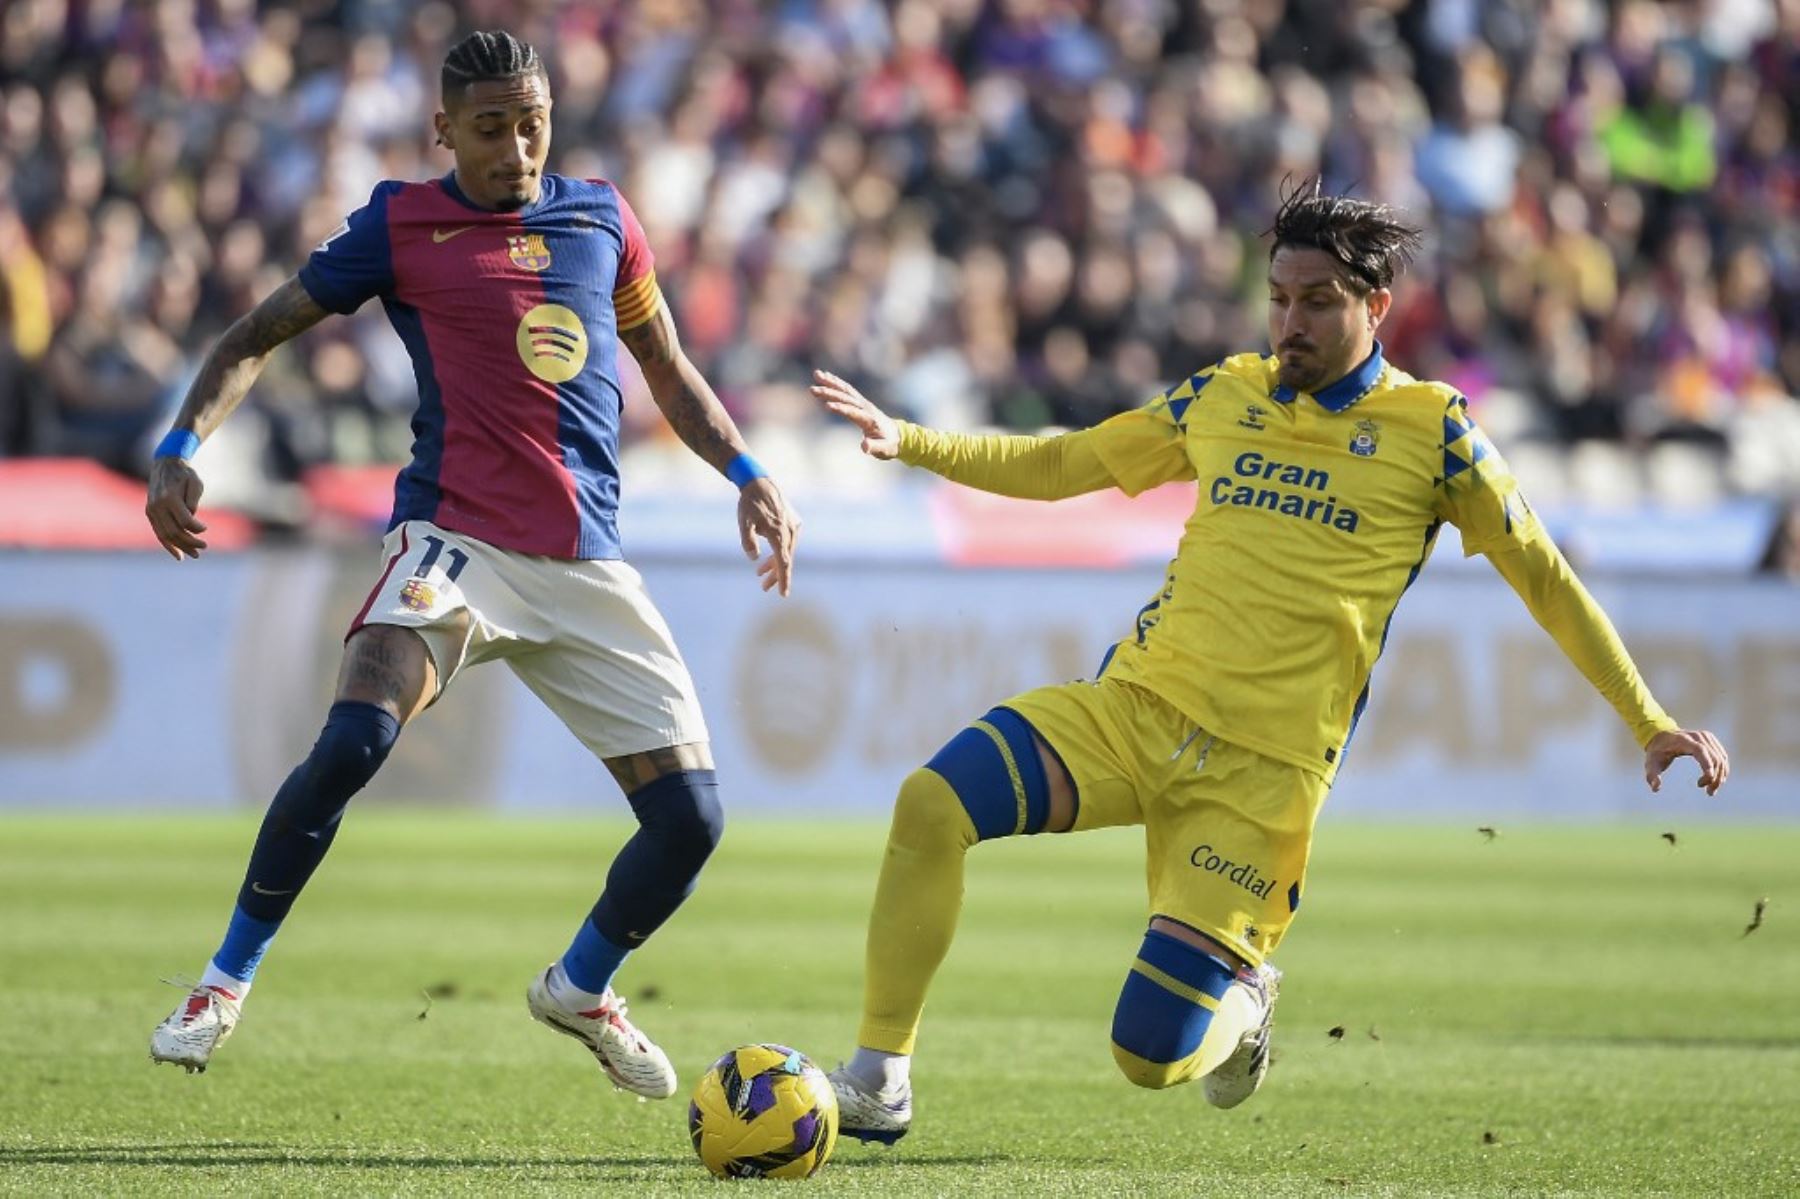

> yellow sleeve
[894,372,1207,498]
[1432,396,1542,557]
[895,423,1116,499]
[1487,536,1679,748]
[1085,398,1198,497]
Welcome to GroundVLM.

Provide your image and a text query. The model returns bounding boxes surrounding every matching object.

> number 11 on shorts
[416,534,469,582]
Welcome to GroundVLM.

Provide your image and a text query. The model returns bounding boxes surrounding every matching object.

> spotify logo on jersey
[516,303,589,383]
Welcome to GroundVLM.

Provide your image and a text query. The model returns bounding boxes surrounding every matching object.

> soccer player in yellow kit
[809,187,1731,1143]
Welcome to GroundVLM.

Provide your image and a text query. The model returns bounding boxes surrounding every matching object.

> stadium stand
[0,0,1795,566]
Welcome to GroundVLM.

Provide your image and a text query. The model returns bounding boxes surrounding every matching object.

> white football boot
[828,1065,913,1145]
[526,967,677,1099]
[150,984,243,1073]
[1203,962,1282,1109]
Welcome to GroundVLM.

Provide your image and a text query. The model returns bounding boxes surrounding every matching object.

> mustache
[1280,340,1315,354]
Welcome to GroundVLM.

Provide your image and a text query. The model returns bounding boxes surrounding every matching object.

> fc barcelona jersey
[298,172,665,559]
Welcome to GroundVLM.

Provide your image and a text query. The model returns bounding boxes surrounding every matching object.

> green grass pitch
[1,814,1795,1196]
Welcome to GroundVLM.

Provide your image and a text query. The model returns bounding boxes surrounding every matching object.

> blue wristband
[725,452,769,488]
[154,430,201,461]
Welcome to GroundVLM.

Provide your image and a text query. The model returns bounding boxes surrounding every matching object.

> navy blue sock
[583,770,724,973]
[233,701,401,926]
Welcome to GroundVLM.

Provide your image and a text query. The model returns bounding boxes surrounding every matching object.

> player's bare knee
[1149,916,1251,972]
[1035,736,1077,832]
[337,625,435,721]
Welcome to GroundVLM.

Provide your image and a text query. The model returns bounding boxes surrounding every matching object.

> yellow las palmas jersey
[897,346,1676,780]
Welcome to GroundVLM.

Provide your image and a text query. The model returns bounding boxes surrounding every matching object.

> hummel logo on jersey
[432,225,478,243]
[1238,403,1268,430]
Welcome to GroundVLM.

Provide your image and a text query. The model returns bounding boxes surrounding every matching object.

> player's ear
[433,111,453,151]
[1365,287,1392,332]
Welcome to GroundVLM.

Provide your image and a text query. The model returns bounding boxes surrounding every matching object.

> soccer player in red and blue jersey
[143,32,800,1097]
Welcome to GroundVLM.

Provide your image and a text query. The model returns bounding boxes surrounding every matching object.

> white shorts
[347,519,708,759]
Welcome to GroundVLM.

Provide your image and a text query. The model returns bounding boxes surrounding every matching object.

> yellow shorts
[1003,676,1328,965]
[348,520,708,758]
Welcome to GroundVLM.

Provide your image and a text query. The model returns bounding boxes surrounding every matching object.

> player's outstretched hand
[145,456,209,560]
[811,369,899,460]
[1643,728,1730,796]
[738,476,801,597]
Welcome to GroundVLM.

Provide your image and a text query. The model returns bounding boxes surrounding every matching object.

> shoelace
[578,991,631,1025]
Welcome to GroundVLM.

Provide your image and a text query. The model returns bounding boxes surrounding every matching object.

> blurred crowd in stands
[1,0,1797,541]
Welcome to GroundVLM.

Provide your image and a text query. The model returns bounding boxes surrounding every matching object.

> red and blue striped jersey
[298,172,666,559]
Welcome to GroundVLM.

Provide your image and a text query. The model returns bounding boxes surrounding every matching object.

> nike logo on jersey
[250,881,295,896]
[432,225,478,243]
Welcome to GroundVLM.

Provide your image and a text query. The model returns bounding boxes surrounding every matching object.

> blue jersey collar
[1271,341,1386,412]
[440,171,549,217]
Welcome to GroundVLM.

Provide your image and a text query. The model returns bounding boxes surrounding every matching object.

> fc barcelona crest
[1349,418,1380,457]
[398,578,436,612]
[507,234,552,272]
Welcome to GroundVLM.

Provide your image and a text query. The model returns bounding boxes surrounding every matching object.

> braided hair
[441,30,546,106]
[1267,179,1424,294]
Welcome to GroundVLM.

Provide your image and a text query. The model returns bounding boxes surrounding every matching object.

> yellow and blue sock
[856,708,1053,1061]
[1110,927,1255,1089]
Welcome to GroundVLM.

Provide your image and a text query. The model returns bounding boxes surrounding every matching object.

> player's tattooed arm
[146,277,329,560]
[620,304,744,471]
[167,277,330,441]
[624,303,803,595]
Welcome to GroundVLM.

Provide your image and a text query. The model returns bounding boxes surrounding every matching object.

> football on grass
[688,1044,839,1179]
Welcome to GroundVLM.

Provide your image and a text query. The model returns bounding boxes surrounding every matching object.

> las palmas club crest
[507,234,551,272]
[1349,418,1380,457]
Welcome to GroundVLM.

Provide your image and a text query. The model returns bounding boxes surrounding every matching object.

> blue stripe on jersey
[525,176,624,559]
[1339,518,1442,763]
[383,298,446,527]
[298,182,400,314]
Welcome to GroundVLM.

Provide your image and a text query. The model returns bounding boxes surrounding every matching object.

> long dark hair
[1267,179,1424,293]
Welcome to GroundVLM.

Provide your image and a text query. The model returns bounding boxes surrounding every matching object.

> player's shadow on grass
[825,1154,1005,1169]
[0,1143,1007,1172]
[0,1144,692,1171]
